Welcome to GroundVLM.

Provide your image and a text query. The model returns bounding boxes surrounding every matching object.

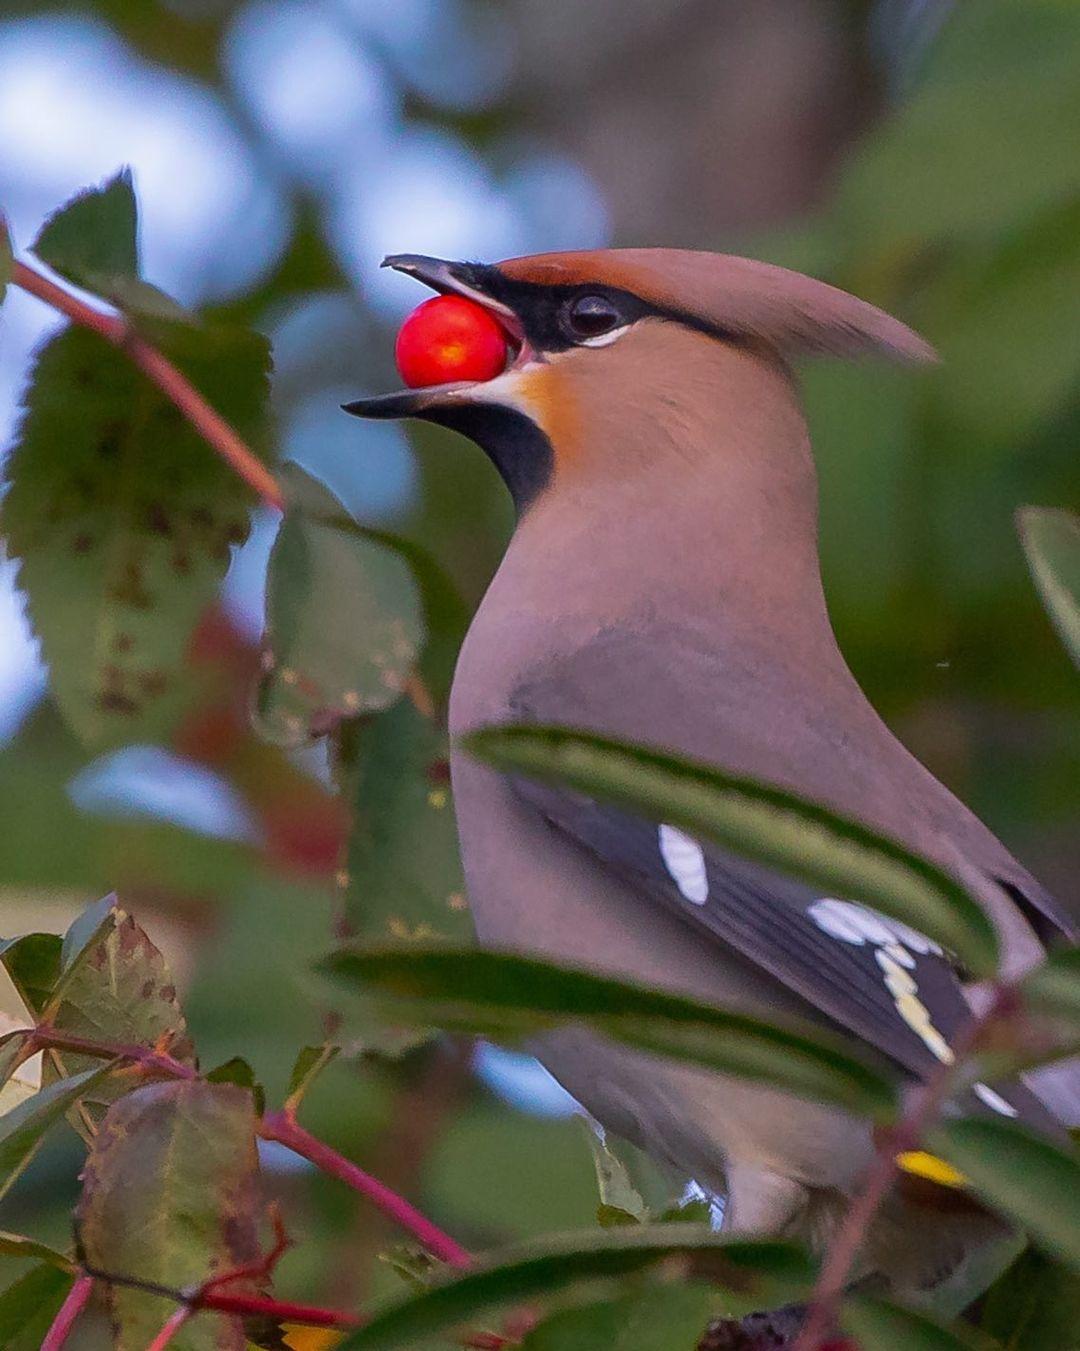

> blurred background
[0,0,1077,1319]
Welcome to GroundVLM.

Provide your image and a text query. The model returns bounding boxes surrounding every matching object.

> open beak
[343,254,528,421]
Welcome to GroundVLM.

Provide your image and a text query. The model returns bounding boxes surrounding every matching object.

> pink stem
[41,1274,94,1351]
[259,1109,473,1268]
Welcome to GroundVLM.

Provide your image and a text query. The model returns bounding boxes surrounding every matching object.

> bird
[345,249,1078,1300]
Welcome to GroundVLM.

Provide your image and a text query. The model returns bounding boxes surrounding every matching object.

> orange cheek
[514,364,583,475]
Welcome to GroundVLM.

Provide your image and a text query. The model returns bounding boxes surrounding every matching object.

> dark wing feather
[512,777,1056,1128]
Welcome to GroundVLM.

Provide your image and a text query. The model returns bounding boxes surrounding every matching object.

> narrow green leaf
[0,1229,74,1269]
[0,931,62,1017]
[77,1080,261,1350]
[463,724,1000,977]
[0,216,12,304]
[321,946,897,1119]
[256,464,424,745]
[930,1117,1080,1270]
[1018,507,1080,666]
[0,1064,113,1200]
[337,1229,813,1351]
[285,1043,339,1111]
[978,1245,1080,1350]
[0,1264,74,1351]
[1,320,271,748]
[842,1295,999,1350]
[340,701,472,944]
[31,168,188,322]
[521,1286,719,1351]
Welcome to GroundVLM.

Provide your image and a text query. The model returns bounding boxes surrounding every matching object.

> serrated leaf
[0,1229,74,1269]
[0,1064,113,1200]
[1018,507,1080,667]
[320,947,897,1119]
[0,931,62,1017]
[341,701,472,944]
[39,896,194,1132]
[77,1080,261,1351]
[579,1120,647,1225]
[31,168,188,322]
[1,320,271,748]
[256,465,424,745]
[930,1117,1080,1270]
[978,1245,1080,1350]
[337,1229,813,1351]
[285,1044,339,1112]
[463,724,1000,978]
[521,1285,718,1351]
[842,1295,998,1350]
[0,1263,74,1351]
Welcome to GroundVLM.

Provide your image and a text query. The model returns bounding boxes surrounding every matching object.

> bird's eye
[563,293,622,341]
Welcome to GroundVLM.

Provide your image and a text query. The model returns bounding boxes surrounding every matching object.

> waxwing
[346,249,1078,1299]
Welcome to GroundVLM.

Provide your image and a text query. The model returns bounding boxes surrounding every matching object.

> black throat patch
[422,402,554,514]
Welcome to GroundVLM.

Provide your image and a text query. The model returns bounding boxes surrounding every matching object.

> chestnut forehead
[497,250,654,293]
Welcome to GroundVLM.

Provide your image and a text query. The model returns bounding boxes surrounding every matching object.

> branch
[792,986,1013,1350]
[40,1273,95,1351]
[30,1026,197,1082]
[11,258,285,513]
[260,1108,473,1269]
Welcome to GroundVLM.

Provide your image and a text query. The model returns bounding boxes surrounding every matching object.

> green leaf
[1018,507,1080,667]
[930,1117,1080,1271]
[579,1120,648,1225]
[340,701,472,944]
[0,931,62,1017]
[255,465,425,745]
[521,1285,719,1351]
[842,1294,998,1350]
[77,1080,261,1350]
[0,216,11,305]
[0,1064,113,1201]
[0,1230,74,1269]
[1021,946,1080,1025]
[978,1245,1080,1350]
[463,724,1000,977]
[0,1264,74,1351]
[1,319,271,748]
[205,1058,265,1116]
[32,169,188,322]
[321,946,897,1119]
[285,1043,339,1112]
[39,896,194,1132]
[337,1228,813,1351]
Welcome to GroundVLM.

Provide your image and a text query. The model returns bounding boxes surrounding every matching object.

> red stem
[32,1026,197,1081]
[260,1109,473,1269]
[145,1306,192,1351]
[40,1274,95,1351]
[10,258,285,512]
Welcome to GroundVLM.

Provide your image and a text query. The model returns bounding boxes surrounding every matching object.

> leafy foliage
[1018,507,1080,668]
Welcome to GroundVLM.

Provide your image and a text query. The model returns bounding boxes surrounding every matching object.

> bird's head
[345,249,934,513]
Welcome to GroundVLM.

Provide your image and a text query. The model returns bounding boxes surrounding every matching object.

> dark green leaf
[1,320,271,748]
[0,932,62,1018]
[842,1294,998,1350]
[463,724,1000,977]
[256,465,424,745]
[0,1264,74,1351]
[0,1064,113,1201]
[930,1117,1080,1270]
[340,701,472,944]
[285,1044,339,1112]
[77,1080,261,1350]
[321,947,896,1118]
[1018,507,1080,667]
[206,1058,265,1116]
[337,1228,813,1351]
[31,169,188,322]
[0,1230,74,1269]
[521,1286,719,1351]
[978,1245,1080,1350]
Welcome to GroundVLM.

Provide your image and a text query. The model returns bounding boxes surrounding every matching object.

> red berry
[395,294,509,388]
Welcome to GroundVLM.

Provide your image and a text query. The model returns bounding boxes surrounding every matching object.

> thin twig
[144,1306,192,1351]
[31,1026,197,1081]
[260,1108,473,1268]
[792,988,1010,1350]
[11,258,285,512]
[40,1273,95,1351]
